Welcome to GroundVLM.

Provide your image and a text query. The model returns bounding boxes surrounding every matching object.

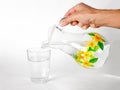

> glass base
[30,78,48,83]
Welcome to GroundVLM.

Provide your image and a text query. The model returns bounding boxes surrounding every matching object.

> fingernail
[59,21,66,27]
[59,22,64,27]
[82,26,87,30]
[60,17,67,21]
[90,24,96,28]
[59,17,68,27]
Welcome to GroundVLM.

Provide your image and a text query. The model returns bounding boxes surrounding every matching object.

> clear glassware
[27,47,51,83]
[46,25,110,68]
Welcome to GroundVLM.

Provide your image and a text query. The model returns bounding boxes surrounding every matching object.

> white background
[0,0,120,90]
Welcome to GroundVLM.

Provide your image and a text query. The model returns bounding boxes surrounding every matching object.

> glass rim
[27,47,51,53]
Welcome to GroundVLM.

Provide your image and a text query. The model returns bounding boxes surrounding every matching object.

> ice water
[29,58,50,83]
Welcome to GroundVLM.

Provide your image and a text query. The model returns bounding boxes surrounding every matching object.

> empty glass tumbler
[27,47,51,83]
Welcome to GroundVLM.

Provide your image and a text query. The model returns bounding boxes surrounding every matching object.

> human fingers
[77,22,84,27]
[64,3,82,17]
[64,8,76,17]
[70,21,78,26]
[60,15,78,26]
[77,22,90,30]
[81,24,90,30]
[90,24,100,28]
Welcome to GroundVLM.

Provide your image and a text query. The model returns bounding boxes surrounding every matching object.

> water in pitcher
[42,25,110,68]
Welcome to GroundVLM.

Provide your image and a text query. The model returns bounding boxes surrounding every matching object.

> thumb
[60,15,77,27]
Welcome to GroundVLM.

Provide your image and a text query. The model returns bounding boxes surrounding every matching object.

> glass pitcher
[42,25,110,68]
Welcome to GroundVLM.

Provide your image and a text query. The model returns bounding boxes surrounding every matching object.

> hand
[60,3,100,29]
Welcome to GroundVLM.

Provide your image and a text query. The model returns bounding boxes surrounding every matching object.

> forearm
[93,9,120,28]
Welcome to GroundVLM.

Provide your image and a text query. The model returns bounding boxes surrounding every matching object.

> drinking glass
[27,47,51,83]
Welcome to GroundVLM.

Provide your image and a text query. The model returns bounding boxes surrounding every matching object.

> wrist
[91,9,120,27]
[90,9,110,27]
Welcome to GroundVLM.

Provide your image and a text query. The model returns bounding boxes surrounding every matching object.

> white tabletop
[1,49,120,90]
